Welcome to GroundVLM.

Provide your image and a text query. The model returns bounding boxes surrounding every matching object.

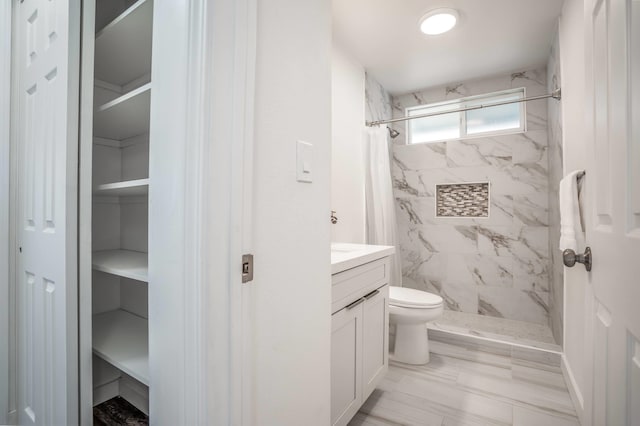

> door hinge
[242,254,254,283]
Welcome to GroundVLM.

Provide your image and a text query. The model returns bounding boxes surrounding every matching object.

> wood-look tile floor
[349,340,580,426]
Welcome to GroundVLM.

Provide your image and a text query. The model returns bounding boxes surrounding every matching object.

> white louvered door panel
[14,0,79,424]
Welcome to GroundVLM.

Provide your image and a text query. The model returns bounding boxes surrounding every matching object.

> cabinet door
[362,285,389,400]
[331,301,363,426]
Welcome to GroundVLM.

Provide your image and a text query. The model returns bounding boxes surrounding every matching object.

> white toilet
[389,286,444,365]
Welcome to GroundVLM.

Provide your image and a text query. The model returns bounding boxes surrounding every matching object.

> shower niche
[435,182,490,218]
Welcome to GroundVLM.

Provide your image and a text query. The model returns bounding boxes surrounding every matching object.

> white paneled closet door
[13,0,80,425]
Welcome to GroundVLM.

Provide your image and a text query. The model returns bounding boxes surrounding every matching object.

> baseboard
[561,353,585,424]
[119,374,149,416]
[92,373,149,417]
[93,379,120,407]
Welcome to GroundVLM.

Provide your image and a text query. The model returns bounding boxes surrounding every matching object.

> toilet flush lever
[563,247,592,272]
[242,254,254,283]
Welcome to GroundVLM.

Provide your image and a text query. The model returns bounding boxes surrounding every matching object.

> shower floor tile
[429,310,558,350]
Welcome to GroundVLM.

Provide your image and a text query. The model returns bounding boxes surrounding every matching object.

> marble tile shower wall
[547,33,564,344]
[365,72,393,123]
[390,68,552,326]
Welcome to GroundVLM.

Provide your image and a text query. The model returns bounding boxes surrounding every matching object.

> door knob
[563,247,592,272]
[330,210,338,224]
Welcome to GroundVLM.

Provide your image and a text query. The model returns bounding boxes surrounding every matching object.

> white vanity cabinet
[361,286,389,398]
[331,284,389,426]
[331,299,363,426]
[330,245,393,426]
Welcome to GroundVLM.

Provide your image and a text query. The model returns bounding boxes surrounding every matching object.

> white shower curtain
[363,127,403,287]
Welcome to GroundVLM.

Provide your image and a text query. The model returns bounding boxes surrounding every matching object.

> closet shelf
[95,0,153,86]
[93,250,148,282]
[93,309,149,386]
[94,178,149,196]
[93,83,151,141]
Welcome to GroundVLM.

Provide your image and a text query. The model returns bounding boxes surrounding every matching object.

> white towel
[559,170,585,251]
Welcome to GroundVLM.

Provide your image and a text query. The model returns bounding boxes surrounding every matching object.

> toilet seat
[389,286,443,308]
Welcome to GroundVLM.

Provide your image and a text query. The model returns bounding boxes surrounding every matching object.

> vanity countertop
[331,243,395,275]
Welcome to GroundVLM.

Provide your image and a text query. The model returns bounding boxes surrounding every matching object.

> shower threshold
[428,310,561,352]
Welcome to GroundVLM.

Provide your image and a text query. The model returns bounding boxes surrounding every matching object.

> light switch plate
[296,141,313,183]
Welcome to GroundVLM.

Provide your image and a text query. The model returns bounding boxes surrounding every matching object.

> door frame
[177,1,257,422]
[1,2,12,424]
[77,0,256,423]
[77,0,93,422]
[147,0,257,422]
[6,3,19,423]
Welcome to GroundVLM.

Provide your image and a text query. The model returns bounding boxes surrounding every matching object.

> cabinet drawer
[331,257,389,314]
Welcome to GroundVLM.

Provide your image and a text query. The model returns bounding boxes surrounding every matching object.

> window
[406,88,526,144]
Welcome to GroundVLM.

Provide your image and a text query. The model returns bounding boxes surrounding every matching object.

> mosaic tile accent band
[436,182,490,217]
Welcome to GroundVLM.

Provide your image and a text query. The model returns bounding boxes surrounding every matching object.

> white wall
[558,0,589,419]
[251,0,332,424]
[0,2,10,423]
[331,46,366,243]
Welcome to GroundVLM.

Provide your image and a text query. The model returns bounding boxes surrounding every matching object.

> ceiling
[332,0,564,94]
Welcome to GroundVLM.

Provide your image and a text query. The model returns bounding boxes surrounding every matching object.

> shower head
[387,126,400,139]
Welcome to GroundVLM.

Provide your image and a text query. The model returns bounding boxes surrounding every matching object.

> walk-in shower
[364,51,564,351]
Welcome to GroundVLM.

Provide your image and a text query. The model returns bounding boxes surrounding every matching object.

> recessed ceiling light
[419,8,459,35]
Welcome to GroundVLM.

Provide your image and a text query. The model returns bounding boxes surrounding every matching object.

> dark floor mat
[93,396,148,426]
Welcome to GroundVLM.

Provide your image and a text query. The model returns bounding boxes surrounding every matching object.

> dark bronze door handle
[563,247,592,272]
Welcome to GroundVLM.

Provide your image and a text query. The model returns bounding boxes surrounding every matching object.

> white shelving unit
[89,0,153,416]
[92,250,148,282]
[94,0,153,86]
[94,178,149,197]
[93,83,151,140]
[93,310,149,386]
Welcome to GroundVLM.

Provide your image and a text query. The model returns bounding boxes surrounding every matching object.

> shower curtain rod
[366,88,561,127]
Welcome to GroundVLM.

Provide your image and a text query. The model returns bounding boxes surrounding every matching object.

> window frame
[405,87,527,145]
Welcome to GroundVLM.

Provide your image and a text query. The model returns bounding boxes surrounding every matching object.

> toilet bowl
[389,286,443,365]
